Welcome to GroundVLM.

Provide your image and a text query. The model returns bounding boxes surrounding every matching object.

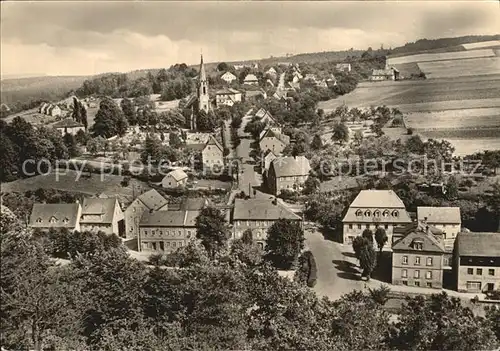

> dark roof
[30,203,80,229]
[80,198,119,224]
[270,156,310,178]
[183,94,198,108]
[53,119,84,128]
[216,88,241,95]
[392,225,446,253]
[185,143,206,152]
[456,232,500,257]
[139,210,199,227]
[137,189,168,211]
[233,198,301,221]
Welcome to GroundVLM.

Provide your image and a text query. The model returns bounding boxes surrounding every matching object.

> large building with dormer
[342,190,412,245]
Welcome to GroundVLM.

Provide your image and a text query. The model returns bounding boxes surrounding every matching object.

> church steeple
[198,53,209,115]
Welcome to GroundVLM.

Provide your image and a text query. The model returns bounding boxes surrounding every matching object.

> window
[402,269,408,278]
[384,224,389,229]
[489,269,495,276]
[356,210,363,217]
[466,281,481,291]
[152,242,157,250]
[383,210,390,217]
[414,270,420,279]
[36,218,43,223]
[392,210,399,218]
[172,242,176,248]
[374,210,381,217]
[159,230,163,235]
[145,230,148,236]
[402,281,408,286]
[366,224,370,229]
[426,282,432,288]
[415,281,420,287]
[49,217,57,223]
[365,210,371,217]
[415,257,421,265]
[426,271,432,279]
[426,257,433,266]
[357,224,362,229]
[413,240,423,250]
[467,268,473,275]
[477,268,483,275]
[402,256,408,265]
[349,224,353,229]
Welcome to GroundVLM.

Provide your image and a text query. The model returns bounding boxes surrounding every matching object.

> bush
[407,127,414,135]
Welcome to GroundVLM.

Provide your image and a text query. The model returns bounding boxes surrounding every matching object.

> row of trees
[1,208,499,350]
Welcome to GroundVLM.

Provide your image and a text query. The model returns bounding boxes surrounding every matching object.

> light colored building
[52,118,86,135]
[202,135,224,172]
[267,156,311,195]
[243,74,259,85]
[259,128,290,155]
[417,207,461,243]
[29,203,82,232]
[255,108,277,125]
[392,223,446,289]
[215,88,242,107]
[335,63,352,72]
[232,198,302,249]
[220,71,237,84]
[138,210,198,252]
[342,190,412,245]
[47,104,62,117]
[262,150,277,175]
[162,169,189,188]
[265,67,277,76]
[80,197,125,236]
[370,67,400,81]
[453,232,500,293]
[124,189,168,239]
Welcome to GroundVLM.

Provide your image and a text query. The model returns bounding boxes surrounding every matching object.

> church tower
[198,54,210,114]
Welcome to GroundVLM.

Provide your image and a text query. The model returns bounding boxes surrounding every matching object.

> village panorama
[1,1,499,350]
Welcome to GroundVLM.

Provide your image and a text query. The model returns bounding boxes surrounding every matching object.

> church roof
[199,54,207,82]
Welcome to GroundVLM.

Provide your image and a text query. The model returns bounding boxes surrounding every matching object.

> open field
[387,49,496,65]
[405,108,500,129]
[0,170,150,203]
[318,77,500,111]
[463,40,500,50]
[3,108,59,125]
[432,138,500,157]
[395,98,500,113]
[418,57,500,79]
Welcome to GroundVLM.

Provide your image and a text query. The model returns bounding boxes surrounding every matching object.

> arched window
[356,209,363,217]
[364,210,371,217]
[392,210,399,218]
[383,210,390,217]
[374,210,381,217]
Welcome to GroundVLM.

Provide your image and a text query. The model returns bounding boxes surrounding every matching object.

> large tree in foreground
[265,219,304,270]
[195,207,231,258]
[374,227,388,257]
[91,97,128,138]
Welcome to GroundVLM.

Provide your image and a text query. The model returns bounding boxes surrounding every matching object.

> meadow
[418,57,500,79]
[387,49,496,65]
[404,108,500,129]
[462,40,500,50]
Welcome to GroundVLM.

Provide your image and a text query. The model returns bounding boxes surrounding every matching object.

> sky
[1,1,499,77]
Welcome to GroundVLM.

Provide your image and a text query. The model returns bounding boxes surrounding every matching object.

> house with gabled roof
[220,71,237,84]
[453,232,500,293]
[417,207,461,242]
[267,156,311,195]
[262,149,278,175]
[202,135,224,172]
[335,63,352,73]
[232,197,302,249]
[29,203,82,232]
[243,73,259,85]
[392,223,446,289]
[53,118,86,135]
[138,209,199,252]
[265,67,277,77]
[342,190,412,245]
[255,108,277,125]
[215,88,242,107]
[370,66,400,81]
[259,128,290,155]
[162,169,189,188]
[124,189,168,239]
[80,197,124,236]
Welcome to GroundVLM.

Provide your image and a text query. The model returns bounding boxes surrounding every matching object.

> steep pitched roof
[350,190,406,208]
[259,128,290,145]
[270,156,311,178]
[140,210,199,227]
[199,54,207,82]
[137,189,168,211]
[30,203,80,229]
[53,119,84,129]
[417,207,461,224]
[392,226,446,253]
[456,232,500,257]
[244,74,258,82]
[372,68,395,76]
[221,71,236,79]
[183,93,198,109]
[166,169,188,181]
[216,88,241,95]
[204,135,223,152]
[233,198,301,221]
[80,198,119,224]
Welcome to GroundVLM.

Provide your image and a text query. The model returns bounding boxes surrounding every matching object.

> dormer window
[364,210,371,217]
[412,240,423,250]
[49,216,57,224]
[383,210,390,217]
[355,210,363,217]
[63,217,69,224]
[374,210,381,217]
[36,218,43,223]
[392,210,399,218]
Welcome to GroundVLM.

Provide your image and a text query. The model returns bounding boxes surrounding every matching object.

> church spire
[199,54,207,82]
